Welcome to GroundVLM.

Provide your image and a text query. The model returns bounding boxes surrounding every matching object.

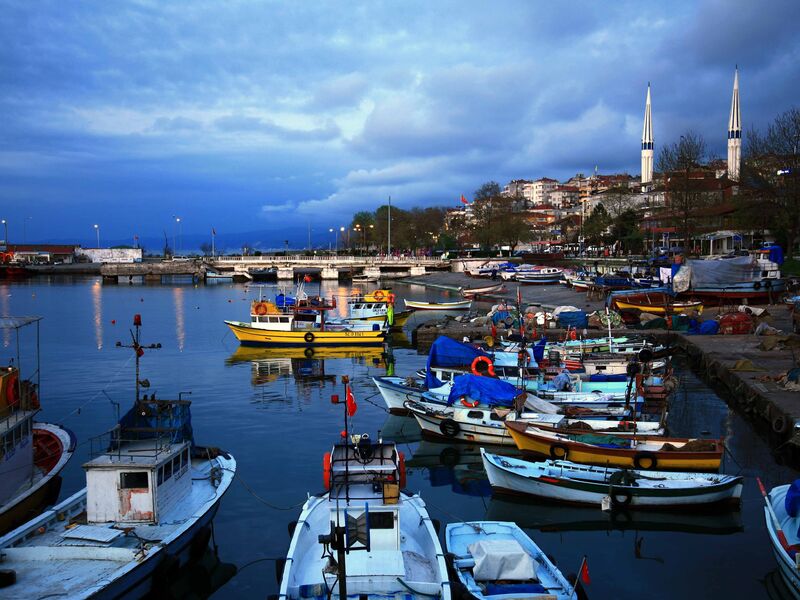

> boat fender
[5,373,18,407]
[610,487,633,507]
[633,452,658,470]
[471,356,496,377]
[549,444,569,460]
[569,330,577,341]
[398,451,407,488]
[772,414,792,434]
[754,281,762,290]
[0,570,16,588]
[439,418,460,438]
[304,347,315,358]
[322,452,332,489]
[304,332,315,343]
[460,398,480,408]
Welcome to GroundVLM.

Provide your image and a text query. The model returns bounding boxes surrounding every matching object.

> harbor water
[1,276,797,599]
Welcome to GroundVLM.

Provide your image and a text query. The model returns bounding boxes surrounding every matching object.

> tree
[743,107,800,254]
[583,204,611,245]
[656,132,709,250]
[199,242,212,256]
[611,209,644,254]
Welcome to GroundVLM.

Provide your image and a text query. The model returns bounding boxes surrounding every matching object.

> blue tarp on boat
[532,338,547,363]
[557,310,588,329]
[786,479,800,518]
[425,336,488,388]
[446,374,520,407]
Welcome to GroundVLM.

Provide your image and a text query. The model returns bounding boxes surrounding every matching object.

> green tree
[583,204,611,245]
[611,209,644,253]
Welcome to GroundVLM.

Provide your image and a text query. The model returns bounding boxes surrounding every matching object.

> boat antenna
[115,314,161,403]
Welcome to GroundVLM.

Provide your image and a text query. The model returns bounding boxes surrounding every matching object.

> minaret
[727,67,741,181]
[641,83,654,190]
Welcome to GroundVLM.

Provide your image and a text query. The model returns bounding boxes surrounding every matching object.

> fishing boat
[610,290,703,315]
[279,381,452,599]
[481,451,743,510]
[405,299,472,310]
[0,317,76,536]
[459,283,506,298]
[352,274,379,283]
[762,479,800,598]
[445,521,581,600]
[225,295,386,346]
[206,271,235,282]
[516,267,564,285]
[0,315,236,599]
[465,261,514,277]
[570,279,593,292]
[675,255,785,302]
[505,421,723,471]
[345,290,414,328]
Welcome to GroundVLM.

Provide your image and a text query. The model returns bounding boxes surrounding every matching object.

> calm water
[1,276,797,599]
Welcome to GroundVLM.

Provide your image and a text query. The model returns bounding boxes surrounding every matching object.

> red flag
[460,194,469,205]
[303,274,312,283]
[346,385,358,417]
[579,557,591,585]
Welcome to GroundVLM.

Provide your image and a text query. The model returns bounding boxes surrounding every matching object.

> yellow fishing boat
[224,299,386,347]
[505,421,723,471]
[611,291,703,315]
[345,289,414,328]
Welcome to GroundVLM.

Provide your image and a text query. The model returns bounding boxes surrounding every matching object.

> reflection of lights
[0,284,9,347]
[173,288,185,351]
[336,285,348,318]
[91,280,102,350]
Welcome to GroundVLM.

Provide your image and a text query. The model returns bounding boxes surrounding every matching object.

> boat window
[120,471,149,489]
[280,317,290,323]
[157,466,164,486]
[467,410,484,419]
[182,448,190,466]
[164,460,173,480]
[2,433,10,454]
[441,372,451,381]
[172,455,181,474]
[13,423,21,444]
[489,413,504,421]
[369,511,394,529]
[354,304,362,309]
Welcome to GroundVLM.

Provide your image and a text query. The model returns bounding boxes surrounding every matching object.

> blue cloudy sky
[1,0,799,247]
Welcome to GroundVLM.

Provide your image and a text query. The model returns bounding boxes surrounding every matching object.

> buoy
[111,320,116,325]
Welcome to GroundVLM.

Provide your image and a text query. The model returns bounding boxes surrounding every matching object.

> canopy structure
[0,316,42,391]
[0,316,42,329]
[425,336,488,388]
[447,374,520,407]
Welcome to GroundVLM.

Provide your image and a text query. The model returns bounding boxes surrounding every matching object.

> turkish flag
[346,385,358,417]
[460,194,469,205]
[579,558,591,585]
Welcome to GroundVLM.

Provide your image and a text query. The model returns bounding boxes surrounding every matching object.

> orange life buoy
[569,330,577,341]
[398,451,407,488]
[524,312,534,323]
[460,398,480,408]
[254,302,268,316]
[471,356,496,377]
[323,452,332,489]
[5,373,18,407]
[374,290,385,301]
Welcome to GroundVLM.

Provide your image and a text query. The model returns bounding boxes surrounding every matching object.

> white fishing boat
[0,315,236,599]
[404,299,472,310]
[482,451,743,509]
[459,283,506,298]
[279,388,452,599]
[762,479,800,598]
[446,521,582,600]
[206,271,235,281]
[0,317,76,536]
[404,399,662,446]
[516,267,564,285]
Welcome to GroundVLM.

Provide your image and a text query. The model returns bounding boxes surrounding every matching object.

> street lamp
[1,219,6,246]
[328,228,334,253]
[93,224,100,247]
[339,226,345,253]
[172,215,181,255]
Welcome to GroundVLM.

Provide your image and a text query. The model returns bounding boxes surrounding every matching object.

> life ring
[5,373,18,407]
[254,302,268,315]
[304,332,315,343]
[772,415,792,434]
[753,281,762,290]
[304,347,315,358]
[439,418,460,438]
[471,356,496,377]
[549,444,569,460]
[323,452,332,489]
[610,487,633,507]
[460,398,480,408]
[569,330,577,341]
[398,451,407,488]
[374,290,385,301]
[633,452,657,470]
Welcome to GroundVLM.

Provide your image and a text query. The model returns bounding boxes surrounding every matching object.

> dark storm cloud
[0,0,798,242]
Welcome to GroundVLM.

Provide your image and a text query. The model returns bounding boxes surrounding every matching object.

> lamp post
[1,219,7,246]
[339,226,345,254]
[329,228,334,253]
[93,224,100,248]
[172,215,181,255]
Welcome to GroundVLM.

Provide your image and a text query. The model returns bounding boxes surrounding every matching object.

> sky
[1,0,799,248]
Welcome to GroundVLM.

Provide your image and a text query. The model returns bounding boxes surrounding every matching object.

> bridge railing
[210,255,447,264]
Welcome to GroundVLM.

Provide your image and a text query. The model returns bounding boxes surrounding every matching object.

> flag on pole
[578,556,591,585]
[212,227,216,236]
[346,385,358,417]
[460,194,469,205]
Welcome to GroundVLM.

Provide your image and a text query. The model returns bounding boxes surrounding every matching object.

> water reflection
[173,287,185,351]
[91,279,102,350]
[1,284,9,347]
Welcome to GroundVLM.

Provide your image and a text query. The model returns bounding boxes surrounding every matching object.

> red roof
[6,244,76,253]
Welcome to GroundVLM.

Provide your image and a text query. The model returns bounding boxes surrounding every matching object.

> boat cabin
[0,367,38,506]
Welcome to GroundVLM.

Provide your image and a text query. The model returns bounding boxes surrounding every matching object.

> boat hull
[482,452,742,509]
[765,484,800,599]
[404,299,472,310]
[505,422,723,471]
[225,321,386,346]
[682,279,786,302]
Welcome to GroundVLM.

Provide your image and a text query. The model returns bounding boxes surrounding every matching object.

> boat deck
[0,455,234,600]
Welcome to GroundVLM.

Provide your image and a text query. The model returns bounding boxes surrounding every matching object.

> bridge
[99,255,449,283]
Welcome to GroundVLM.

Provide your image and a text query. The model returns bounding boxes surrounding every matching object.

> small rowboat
[481,451,743,510]
[505,420,724,471]
[404,299,472,310]
[445,521,581,600]
[762,480,800,597]
[611,291,703,315]
[460,283,506,297]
